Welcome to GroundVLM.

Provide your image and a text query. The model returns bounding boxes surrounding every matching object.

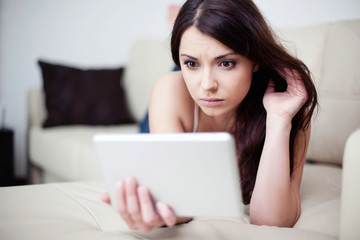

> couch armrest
[27,88,46,128]
[340,128,360,240]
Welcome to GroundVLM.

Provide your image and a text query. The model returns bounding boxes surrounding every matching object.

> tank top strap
[193,103,199,133]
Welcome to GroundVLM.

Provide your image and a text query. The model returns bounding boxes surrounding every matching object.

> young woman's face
[179,27,258,118]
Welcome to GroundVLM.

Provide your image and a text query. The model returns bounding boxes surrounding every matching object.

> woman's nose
[200,69,218,91]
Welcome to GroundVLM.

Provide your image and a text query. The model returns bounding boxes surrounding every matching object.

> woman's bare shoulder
[152,71,187,93]
[151,71,192,104]
[149,71,194,132]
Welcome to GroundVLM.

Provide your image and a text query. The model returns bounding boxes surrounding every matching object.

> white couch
[4,19,357,239]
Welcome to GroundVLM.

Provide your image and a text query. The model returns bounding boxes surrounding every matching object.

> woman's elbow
[250,212,299,228]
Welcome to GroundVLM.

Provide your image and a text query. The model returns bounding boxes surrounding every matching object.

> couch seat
[29,125,139,182]
[0,163,340,240]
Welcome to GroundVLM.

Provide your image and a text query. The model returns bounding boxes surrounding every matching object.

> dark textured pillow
[39,60,135,127]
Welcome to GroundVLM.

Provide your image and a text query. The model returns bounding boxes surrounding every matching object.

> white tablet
[93,132,244,218]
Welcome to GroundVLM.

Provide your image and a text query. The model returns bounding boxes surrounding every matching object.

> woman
[104,0,317,231]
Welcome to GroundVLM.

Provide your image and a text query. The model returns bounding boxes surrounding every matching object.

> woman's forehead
[179,27,233,55]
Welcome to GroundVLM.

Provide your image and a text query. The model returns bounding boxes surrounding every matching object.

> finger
[116,180,136,230]
[284,68,302,85]
[156,201,177,227]
[284,68,307,99]
[265,79,276,95]
[138,186,164,228]
[100,192,111,205]
[125,177,150,231]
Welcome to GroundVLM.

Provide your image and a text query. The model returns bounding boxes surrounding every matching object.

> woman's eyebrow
[180,53,239,60]
[214,53,239,60]
[180,54,198,60]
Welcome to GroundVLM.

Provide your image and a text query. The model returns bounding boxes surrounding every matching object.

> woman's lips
[200,98,224,107]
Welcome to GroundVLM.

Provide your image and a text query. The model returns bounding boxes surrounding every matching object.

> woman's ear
[253,64,260,72]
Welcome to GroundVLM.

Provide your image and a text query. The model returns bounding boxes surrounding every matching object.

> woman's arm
[250,69,309,227]
[250,119,309,227]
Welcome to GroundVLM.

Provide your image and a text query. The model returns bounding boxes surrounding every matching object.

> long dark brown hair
[171,0,317,204]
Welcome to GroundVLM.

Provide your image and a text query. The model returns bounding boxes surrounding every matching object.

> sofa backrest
[278,20,360,166]
[28,88,46,128]
[122,39,174,122]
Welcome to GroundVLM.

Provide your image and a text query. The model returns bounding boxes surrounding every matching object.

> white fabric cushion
[295,163,341,237]
[309,21,360,165]
[29,125,138,182]
[0,164,340,240]
[340,129,360,239]
[123,39,174,122]
[277,23,330,90]
[307,97,360,164]
[278,20,360,165]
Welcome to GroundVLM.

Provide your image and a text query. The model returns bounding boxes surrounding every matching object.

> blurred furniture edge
[0,128,14,186]
[19,19,359,239]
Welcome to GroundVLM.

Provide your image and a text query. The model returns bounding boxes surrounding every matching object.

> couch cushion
[29,125,138,182]
[0,182,133,240]
[278,20,360,165]
[295,163,342,237]
[0,180,337,240]
[307,20,360,165]
[277,23,330,90]
[340,128,360,239]
[123,39,174,122]
[39,60,135,127]
[25,161,341,238]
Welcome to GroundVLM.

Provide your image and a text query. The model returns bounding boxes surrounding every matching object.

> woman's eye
[184,61,199,69]
[220,60,236,69]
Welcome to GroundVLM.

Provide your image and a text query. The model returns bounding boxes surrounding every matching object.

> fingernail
[126,176,136,185]
[138,185,148,194]
[156,201,166,210]
[128,223,137,230]
[157,202,176,226]
[116,180,123,189]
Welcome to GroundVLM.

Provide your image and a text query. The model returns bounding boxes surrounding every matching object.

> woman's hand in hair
[263,68,308,121]
[115,177,178,232]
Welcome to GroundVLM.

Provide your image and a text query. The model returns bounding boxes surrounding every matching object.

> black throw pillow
[39,60,135,127]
